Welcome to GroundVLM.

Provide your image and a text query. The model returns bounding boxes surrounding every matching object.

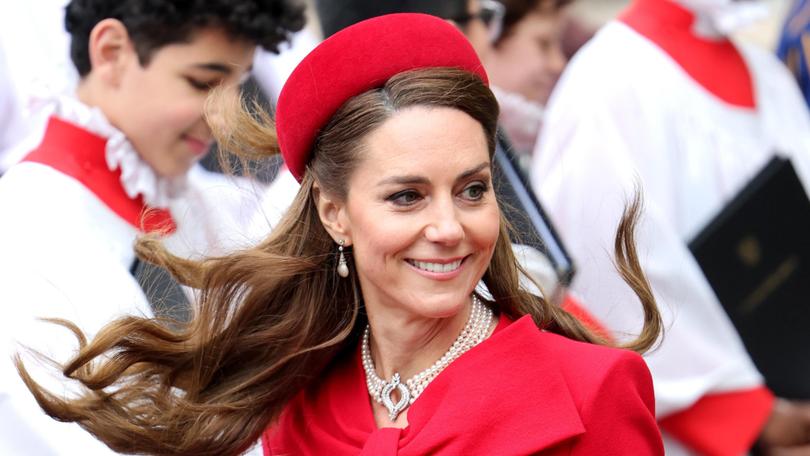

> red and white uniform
[531,0,810,454]
[0,97,265,455]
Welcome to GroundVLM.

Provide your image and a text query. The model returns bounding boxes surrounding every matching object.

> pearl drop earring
[337,240,349,278]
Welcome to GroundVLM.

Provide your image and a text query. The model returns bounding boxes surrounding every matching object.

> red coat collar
[265,315,586,455]
[22,116,176,234]
[619,0,756,109]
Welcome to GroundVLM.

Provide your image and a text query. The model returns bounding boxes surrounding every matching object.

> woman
[18,13,663,455]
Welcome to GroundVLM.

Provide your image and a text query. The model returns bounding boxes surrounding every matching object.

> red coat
[263,315,663,455]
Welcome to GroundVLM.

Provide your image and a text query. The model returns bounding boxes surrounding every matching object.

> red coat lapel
[266,315,587,455]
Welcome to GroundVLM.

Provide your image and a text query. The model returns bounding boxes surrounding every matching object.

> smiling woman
[18,13,663,456]
[332,106,500,325]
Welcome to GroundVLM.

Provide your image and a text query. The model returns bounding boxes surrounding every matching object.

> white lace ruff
[676,1,770,35]
[45,95,187,208]
[491,85,545,157]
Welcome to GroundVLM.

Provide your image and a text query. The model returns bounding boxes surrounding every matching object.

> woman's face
[486,8,566,105]
[105,27,255,177]
[338,106,500,319]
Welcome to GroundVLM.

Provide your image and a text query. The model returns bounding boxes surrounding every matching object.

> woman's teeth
[407,259,463,273]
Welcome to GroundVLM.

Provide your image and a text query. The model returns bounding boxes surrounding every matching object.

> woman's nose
[423,200,465,245]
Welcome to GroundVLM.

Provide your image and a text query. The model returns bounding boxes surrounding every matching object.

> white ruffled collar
[49,95,187,208]
[491,85,545,160]
[674,0,770,37]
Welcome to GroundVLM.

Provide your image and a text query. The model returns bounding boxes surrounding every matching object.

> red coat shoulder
[263,315,663,455]
[530,327,663,455]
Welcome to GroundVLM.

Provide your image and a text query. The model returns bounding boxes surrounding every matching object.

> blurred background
[571,0,792,46]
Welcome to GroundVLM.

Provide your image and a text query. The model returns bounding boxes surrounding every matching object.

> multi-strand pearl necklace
[362,295,493,420]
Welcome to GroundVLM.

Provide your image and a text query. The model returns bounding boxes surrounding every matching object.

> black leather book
[689,156,810,399]
[493,132,575,286]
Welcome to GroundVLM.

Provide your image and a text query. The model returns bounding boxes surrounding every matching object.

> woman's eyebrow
[375,162,490,187]
[376,175,430,187]
[456,162,490,181]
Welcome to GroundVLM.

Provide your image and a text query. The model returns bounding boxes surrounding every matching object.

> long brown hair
[17,67,660,455]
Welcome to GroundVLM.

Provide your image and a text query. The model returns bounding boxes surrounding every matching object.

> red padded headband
[275,13,488,181]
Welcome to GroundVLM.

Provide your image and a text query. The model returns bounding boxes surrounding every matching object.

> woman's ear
[314,183,352,245]
[86,18,135,87]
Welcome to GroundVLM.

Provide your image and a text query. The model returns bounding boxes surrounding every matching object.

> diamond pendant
[380,373,411,421]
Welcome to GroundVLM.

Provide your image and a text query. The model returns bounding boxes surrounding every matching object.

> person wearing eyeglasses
[313,0,504,61]
[485,0,572,169]
[446,0,506,60]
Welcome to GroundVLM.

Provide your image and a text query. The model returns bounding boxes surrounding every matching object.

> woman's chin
[407,294,472,320]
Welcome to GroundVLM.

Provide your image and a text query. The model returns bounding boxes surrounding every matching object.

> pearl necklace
[362,295,493,420]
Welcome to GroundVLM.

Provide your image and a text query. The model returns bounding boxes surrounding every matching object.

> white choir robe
[0,155,267,454]
[531,19,810,455]
[0,161,150,455]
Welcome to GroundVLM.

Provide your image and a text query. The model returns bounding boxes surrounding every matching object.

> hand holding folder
[689,156,810,400]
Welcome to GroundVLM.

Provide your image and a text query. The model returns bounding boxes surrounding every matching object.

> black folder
[493,133,575,286]
[689,156,810,399]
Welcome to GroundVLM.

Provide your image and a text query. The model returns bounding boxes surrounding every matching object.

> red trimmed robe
[263,315,663,455]
[0,116,176,455]
[0,111,271,455]
[532,0,810,453]
[0,111,275,456]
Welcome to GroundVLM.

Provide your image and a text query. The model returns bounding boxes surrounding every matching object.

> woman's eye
[387,190,422,206]
[461,183,488,201]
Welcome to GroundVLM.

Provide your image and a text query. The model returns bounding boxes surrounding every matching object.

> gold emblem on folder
[737,235,761,268]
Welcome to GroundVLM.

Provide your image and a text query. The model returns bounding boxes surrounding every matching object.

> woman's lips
[405,256,468,280]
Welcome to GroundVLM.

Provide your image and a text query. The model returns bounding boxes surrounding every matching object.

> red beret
[276,13,488,182]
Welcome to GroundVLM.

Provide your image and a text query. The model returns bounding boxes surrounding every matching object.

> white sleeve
[0,271,123,456]
[531,68,763,417]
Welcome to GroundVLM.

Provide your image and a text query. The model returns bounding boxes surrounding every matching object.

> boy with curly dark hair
[0,1,304,454]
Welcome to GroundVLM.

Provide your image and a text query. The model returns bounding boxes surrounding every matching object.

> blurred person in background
[313,0,499,58]
[778,0,810,109]
[485,0,571,169]
[0,0,304,454]
[531,0,810,454]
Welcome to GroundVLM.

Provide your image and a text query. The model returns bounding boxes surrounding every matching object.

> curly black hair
[65,0,306,76]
